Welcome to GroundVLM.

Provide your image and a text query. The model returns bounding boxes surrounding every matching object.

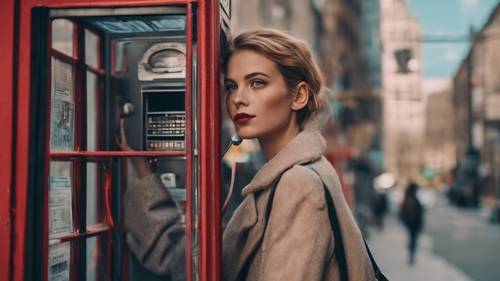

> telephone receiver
[231,134,243,145]
[121,102,135,118]
[223,133,242,156]
[222,133,242,215]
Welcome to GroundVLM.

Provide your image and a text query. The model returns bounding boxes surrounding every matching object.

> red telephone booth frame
[0,0,16,280]
[0,0,226,280]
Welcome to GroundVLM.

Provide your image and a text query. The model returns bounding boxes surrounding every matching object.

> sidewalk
[367,215,474,281]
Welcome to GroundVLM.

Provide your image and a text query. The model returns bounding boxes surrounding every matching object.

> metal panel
[49,6,186,17]
[185,4,194,281]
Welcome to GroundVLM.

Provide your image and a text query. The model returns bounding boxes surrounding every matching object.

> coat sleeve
[258,166,334,280]
[123,174,186,280]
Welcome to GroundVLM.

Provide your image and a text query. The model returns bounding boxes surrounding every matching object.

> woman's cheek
[225,100,235,120]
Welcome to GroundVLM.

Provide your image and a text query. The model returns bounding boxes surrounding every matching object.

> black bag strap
[363,240,388,281]
[307,166,349,281]
[306,166,388,281]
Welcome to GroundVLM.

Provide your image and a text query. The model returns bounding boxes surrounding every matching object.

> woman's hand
[116,117,153,179]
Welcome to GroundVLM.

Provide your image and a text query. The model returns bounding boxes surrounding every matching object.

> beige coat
[124,105,376,281]
[222,130,375,281]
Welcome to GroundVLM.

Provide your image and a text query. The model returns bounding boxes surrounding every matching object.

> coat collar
[242,130,326,196]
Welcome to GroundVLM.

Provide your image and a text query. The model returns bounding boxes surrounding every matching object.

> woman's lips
[234,113,255,124]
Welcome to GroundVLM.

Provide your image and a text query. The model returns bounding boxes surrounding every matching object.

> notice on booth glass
[48,242,70,281]
[50,99,74,150]
[50,58,75,151]
[49,176,73,237]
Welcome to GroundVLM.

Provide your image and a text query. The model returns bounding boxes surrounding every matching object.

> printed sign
[50,58,75,151]
[48,242,70,281]
[49,176,73,237]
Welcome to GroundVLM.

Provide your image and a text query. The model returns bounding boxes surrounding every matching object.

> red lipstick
[233,113,255,124]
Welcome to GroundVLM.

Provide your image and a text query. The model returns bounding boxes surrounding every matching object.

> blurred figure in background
[399,182,424,265]
[372,191,388,230]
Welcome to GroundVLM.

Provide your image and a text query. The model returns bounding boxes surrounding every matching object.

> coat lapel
[223,190,271,281]
[242,130,326,196]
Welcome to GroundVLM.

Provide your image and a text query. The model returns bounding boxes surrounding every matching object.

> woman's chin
[235,129,258,140]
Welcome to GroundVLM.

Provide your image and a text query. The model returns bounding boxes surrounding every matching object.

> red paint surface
[198,1,222,280]
[0,0,15,280]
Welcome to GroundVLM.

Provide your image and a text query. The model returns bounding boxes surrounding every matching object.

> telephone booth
[0,0,231,280]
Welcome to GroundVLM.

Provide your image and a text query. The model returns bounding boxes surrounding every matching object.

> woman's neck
[259,122,300,160]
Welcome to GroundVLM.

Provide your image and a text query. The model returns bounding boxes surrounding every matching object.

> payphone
[108,29,191,213]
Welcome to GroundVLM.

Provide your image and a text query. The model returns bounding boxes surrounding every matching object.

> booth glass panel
[86,71,99,151]
[86,162,101,227]
[86,236,98,281]
[51,19,74,57]
[85,235,109,281]
[85,29,100,69]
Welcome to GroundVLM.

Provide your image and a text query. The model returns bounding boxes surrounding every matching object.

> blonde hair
[223,29,323,127]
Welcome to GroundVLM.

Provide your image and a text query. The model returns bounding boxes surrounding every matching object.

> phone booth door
[14,1,227,281]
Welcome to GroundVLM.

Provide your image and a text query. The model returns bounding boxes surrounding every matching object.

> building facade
[453,4,500,208]
[423,79,456,179]
[380,0,424,181]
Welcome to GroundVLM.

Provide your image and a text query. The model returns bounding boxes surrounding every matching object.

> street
[426,200,500,281]
[368,194,500,281]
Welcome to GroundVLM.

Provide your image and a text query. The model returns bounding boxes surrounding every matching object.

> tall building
[380,0,424,181]
[423,78,456,175]
[453,4,500,207]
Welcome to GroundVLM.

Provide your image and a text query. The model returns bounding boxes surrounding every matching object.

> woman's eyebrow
[244,72,270,80]
[225,72,270,83]
[224,78,236,84]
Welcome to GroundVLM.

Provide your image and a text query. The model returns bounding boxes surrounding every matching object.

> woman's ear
[291,82,309,111]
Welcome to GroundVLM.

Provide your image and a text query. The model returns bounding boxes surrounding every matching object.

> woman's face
[225,50,297,140]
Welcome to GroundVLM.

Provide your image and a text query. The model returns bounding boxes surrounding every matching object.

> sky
[406,0,499,78]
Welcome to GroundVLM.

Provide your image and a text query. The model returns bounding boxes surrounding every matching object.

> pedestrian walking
[399,182,424,265]
[373,192,389,230]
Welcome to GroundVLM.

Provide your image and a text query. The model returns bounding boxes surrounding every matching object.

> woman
[121,29,376,281]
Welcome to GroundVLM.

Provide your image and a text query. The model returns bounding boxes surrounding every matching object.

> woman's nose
[231,88,248,107]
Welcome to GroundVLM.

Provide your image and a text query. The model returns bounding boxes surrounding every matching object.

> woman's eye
[225,83,237,93]
[250,79,266,88]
